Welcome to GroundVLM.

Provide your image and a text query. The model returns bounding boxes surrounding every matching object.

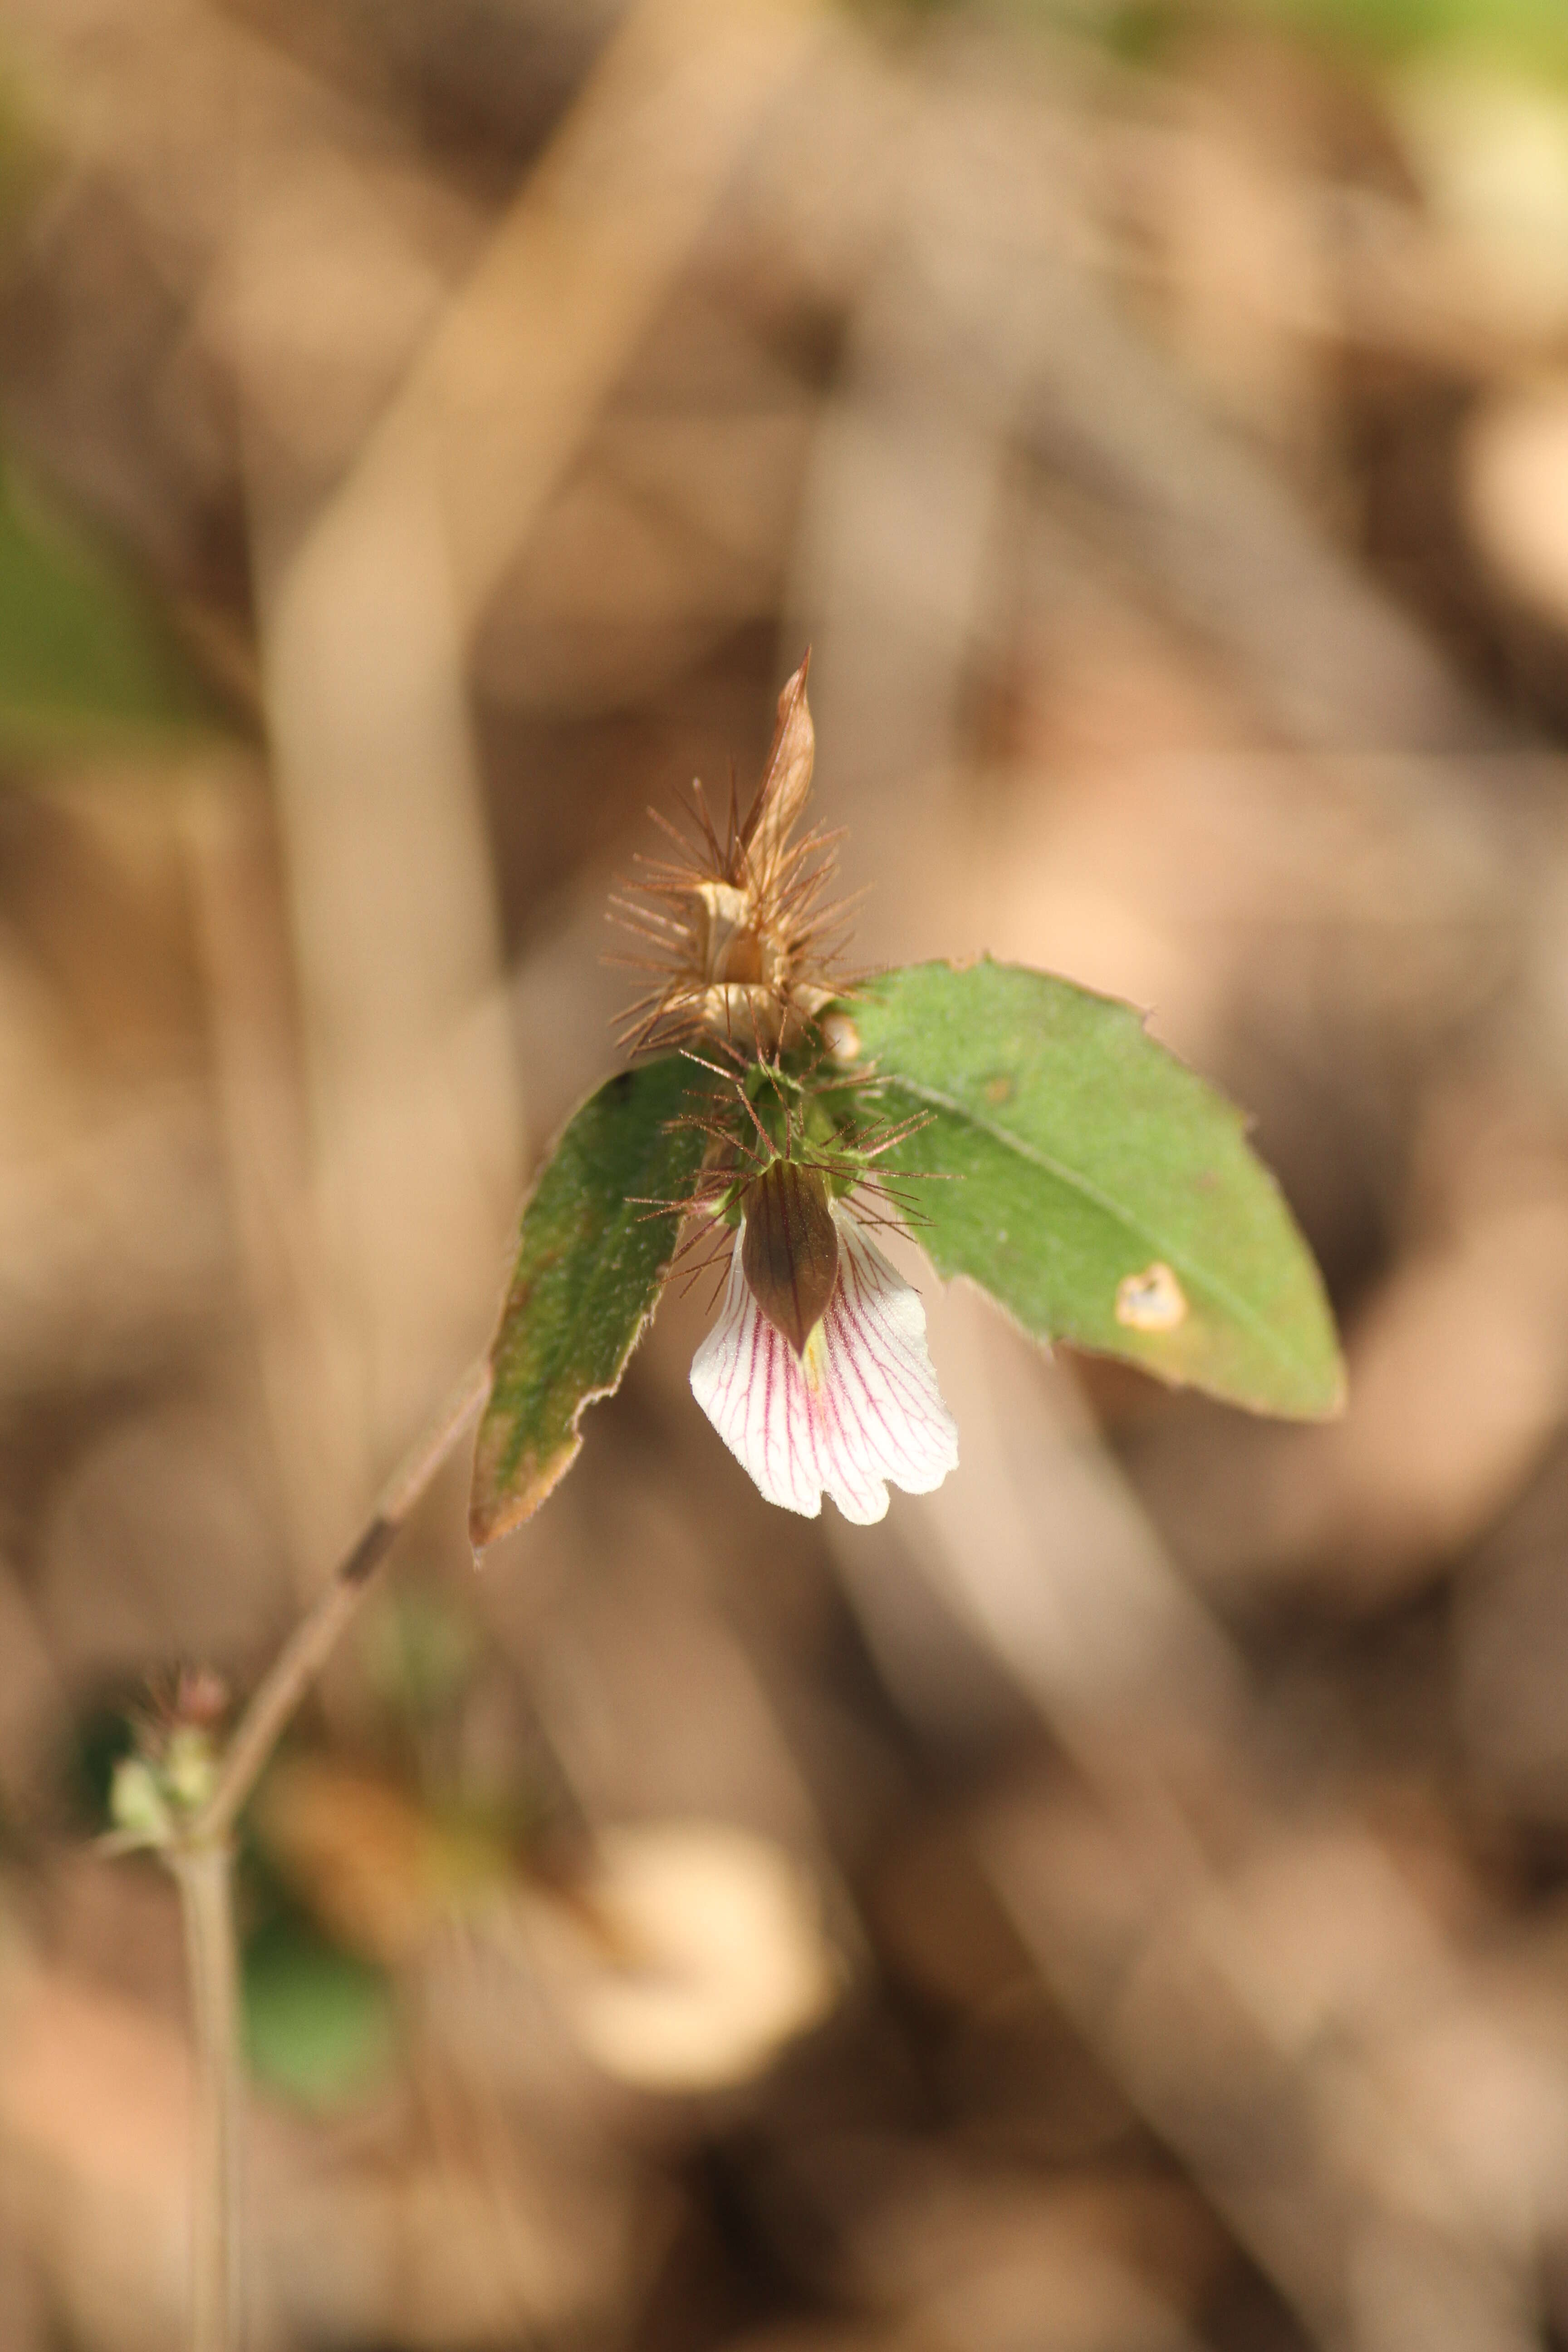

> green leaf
[242,1916,397,2112]
[470,1056,711,1546]
[842,960,1343,1419]
[0,462,225,755]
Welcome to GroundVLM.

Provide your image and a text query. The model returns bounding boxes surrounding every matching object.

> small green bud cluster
[107,1668,228,1849]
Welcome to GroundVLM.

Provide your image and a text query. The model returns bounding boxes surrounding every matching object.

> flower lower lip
[690,1200,958,1524]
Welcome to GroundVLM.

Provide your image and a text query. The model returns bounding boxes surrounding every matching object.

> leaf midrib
[880,1070,1320,1385]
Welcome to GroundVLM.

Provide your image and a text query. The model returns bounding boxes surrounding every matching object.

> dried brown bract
[612,655,848,1055]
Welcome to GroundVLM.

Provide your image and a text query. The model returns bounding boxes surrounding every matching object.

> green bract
[470,1057,710,1547]
[838,960,1343,1418]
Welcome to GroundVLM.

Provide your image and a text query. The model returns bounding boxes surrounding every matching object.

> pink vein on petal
[690,1203,958,1524]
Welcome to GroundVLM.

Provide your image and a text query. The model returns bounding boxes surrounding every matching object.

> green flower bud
[110,1756,171,1845]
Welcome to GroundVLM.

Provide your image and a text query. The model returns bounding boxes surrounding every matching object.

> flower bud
[110,1755,171,1845]
[163,1724,219,1813]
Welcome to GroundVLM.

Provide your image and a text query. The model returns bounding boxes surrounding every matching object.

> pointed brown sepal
[741,1158,839,1357]
[741,652,813,878]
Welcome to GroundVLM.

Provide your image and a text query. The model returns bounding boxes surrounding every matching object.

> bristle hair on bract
[611,654,854,1057]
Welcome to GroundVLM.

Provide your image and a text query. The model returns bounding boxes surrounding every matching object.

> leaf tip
[467,1426,583,1555]
[1306,1351,1349,1423]
[1240,1321,1348,1423]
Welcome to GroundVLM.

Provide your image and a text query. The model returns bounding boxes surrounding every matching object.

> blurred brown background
[5,0,1568,2345]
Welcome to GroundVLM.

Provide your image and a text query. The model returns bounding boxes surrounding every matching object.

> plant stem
[160,1353,490,2352]
[171,1842,242,2352]
[194,1355,490,1846]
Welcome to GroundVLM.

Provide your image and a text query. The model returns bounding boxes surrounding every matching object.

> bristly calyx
[610,653,854,1058]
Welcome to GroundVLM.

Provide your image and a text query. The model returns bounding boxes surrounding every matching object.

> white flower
[690,1183,958,1524]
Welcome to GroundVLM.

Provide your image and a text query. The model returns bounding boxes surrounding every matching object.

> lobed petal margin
[690,1203,958,1524]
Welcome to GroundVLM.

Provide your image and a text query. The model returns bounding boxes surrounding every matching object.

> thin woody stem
[156,1354,489,2352]
[193,1355,490,1846]
[170,1842,242,2352]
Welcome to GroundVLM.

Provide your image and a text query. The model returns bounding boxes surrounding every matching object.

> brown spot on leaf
[1115,1261,1187,1333]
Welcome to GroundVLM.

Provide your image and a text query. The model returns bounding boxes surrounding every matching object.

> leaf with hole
[840,959,1343,1418]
